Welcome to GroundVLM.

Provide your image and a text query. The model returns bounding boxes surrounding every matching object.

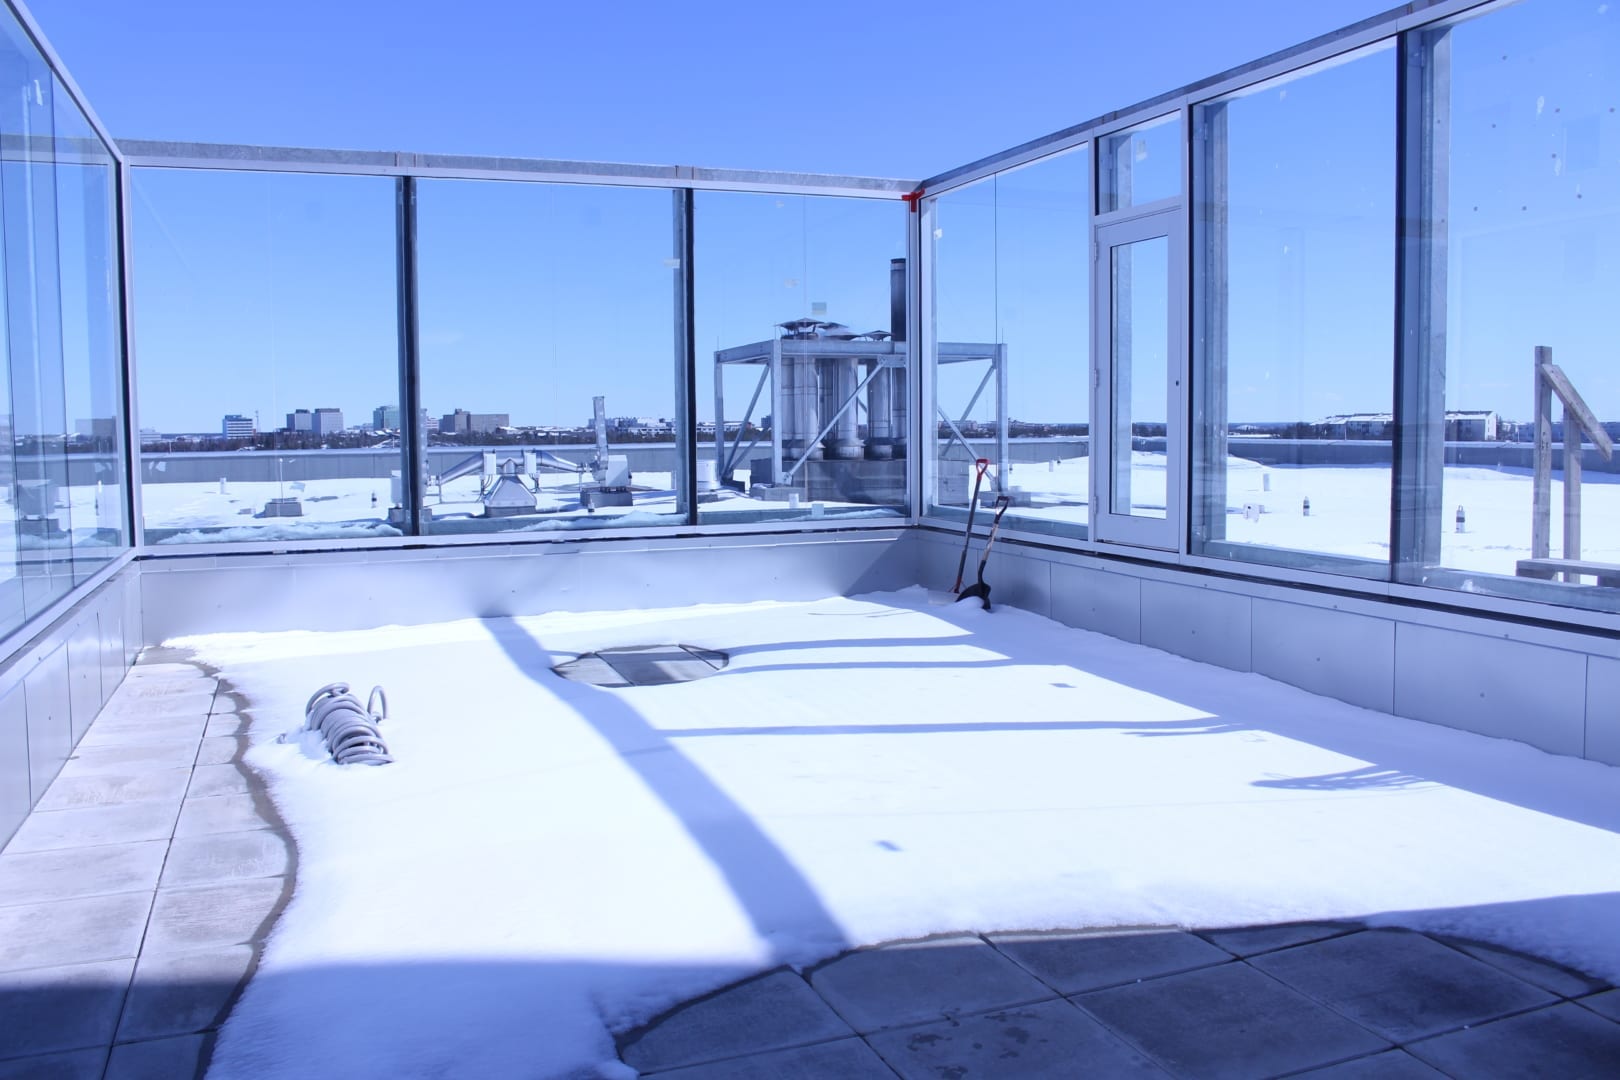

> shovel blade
[954,582,992,611]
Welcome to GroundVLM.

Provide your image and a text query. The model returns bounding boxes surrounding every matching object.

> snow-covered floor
[175,589,1620,1079]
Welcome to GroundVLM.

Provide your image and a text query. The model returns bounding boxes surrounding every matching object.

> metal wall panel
[1140,580,1253,672]
[1394,623,1586,757]
[974,549,1052,619]
[1050,562,1142,644]
[1586,655,1620,767]
[99,602,124,706]
[138,534,916,639]
[24,645,72,802]
[1251,598,1396,714]
[66,614,102,742]
[123,571,142,663]
[0,682,27,848]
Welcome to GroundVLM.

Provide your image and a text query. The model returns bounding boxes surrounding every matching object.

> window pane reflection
[416,180,680,535]
[695,192,907,524]
[1191,45,1395,574]
[131,169,402,544]
[930,146,1090,538]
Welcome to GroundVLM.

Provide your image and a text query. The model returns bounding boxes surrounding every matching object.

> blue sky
[24,0,1620,434]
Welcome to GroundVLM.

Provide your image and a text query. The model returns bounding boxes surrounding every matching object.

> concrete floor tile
[117,945,255,1041]
[640,1037,893,1078]
[58,740,200,774]
[809,936,1054,1033]
[204,714,252,737]
[143,878,285,955]
[1407,1002,1620,1079]
[194,736,240,766]
[868,997,1167,1080]
[76,715,209,748]
[4,801,180,854]
[1076,960,1388,1079]
[1581,989,1620,1022]
[1293,1049,1447,1077]
[1250,929,1556,1043]
[92,693,214,721]
[161,830,291,888]
[123,663,205,680]
[0,1047,106,1079]
[0,958,133,1060]
[173,794,269,838]
[185,763,251,799]
[0,840,167,907]
[114,680,216,703]
[991,928,1231,994]
[209,695,244,716]
[0,891,153,973]
[1198,921,1356,957]
[104,1033,211,1080]
[621,970,853,1073]
[1440,936,1611,999]
[36,768,192,812]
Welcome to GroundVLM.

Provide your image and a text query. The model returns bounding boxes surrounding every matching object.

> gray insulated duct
[302,682,393,765]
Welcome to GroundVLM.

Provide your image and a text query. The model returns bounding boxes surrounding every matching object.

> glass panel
[1424,0,1620,610]
[1100,113,1180,212]
[416,180,680,535]
[695,192,907,524]
[1190,44,1396,575]
[931,147,1091,538]
[1110,235,1169,518]
[131,169,403,544]
[0,12,72,623]
[53,76,125,584]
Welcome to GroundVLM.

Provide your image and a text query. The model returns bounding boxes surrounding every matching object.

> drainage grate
[551,645,729,687]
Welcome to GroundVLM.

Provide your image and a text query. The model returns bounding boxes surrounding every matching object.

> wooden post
[1532,346,1553,560]
[1564,402,1582,578]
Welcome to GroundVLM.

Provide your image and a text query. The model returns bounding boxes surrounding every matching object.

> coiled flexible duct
[304,682,393,766]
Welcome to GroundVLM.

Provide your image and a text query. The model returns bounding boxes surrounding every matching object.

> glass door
[1092,210,1184,549]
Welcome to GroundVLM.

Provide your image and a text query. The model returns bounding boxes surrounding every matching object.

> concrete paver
[621,970,856,1073]
[173,793,270,838]
[1407,1002,1620,1079]
[102,1034,211,1080]
[0,841,166,907]
[1294,1049,1446,1077]
[867,997,1167,1079]
[1198,920,1355,957]
[160,829,291,888]
[1250,928,1557,1043]
[4,801,181,853]
[640,1038,894,1079]
[142,878,286,955]
[117,946,256,1042]
[35,768,192,812]
[990,927,1230,994]
[1074,959,1390,1079]
[0,892,152,973]
[0,958,134,1061]
[809,935,1054,1033]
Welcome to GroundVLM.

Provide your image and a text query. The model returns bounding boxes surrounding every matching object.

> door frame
[1091,208,1186,551]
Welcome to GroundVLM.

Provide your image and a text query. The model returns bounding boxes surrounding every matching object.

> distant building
[440,409,509,435]
[75,417,118,441]
[372,405,400,431]
[139,428,162,447]
[1445,410,1498,441]
[222,414,255,439]
[312,408,344,436]
[286,409,313,433]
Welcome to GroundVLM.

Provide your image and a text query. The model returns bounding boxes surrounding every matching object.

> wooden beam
[1539,361,1614,460]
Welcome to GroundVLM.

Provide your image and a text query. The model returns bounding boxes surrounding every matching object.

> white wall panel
[1394,623,1586,757]
[67,616,102,742]
[1050,562,1141,644]
[0,683,28,848]
[1586,655,1620,767]
[24,645,72,802]
[1140,580,1252,672]
[1251,599,1395,714]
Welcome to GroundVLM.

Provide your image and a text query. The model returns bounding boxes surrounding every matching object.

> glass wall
[929,146,1091,537]
[694,191,908,524]
[0,5,127,638]
[415,180,681,535]
[1190,43,1396,575]
[1416,0,1620,610]
[1100,114,1180,212]
[130,169,401,544]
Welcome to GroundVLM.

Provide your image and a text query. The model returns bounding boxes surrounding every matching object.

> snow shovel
[929,459,991,604]
[956,495,1011,611]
